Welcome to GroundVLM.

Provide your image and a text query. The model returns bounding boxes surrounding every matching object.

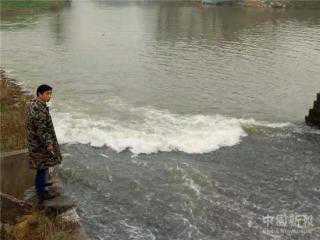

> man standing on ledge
[26,84,62,203]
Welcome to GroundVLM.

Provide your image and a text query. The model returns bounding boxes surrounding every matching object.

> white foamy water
[53,105,290,155]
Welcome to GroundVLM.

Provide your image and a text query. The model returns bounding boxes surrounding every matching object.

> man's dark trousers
[35,168,48,195]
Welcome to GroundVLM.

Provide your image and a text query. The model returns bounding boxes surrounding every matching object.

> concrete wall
[1,150,35,199]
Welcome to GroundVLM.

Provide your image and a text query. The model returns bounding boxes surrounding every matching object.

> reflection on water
[1,1,319,123]
[1,2,320,240]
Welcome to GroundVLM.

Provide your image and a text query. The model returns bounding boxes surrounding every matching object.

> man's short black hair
[36,84,52,96]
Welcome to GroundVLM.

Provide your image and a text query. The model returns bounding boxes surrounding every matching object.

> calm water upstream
[1,1,320,239]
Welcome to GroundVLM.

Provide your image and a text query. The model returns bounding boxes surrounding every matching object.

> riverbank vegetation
[245,0,320,8]
[1,201,76,240]
[0,0,69,12]
[0,69,31,152]
[0,0,71,20]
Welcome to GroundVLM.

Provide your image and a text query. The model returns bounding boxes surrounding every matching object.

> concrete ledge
[1,149,28,158]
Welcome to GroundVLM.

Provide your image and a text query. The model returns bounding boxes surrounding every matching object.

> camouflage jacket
[25,97,62,169]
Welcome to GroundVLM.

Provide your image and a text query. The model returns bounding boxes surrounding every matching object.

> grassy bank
[0,69,32,152]
[0,0,68,11]
[0,0,71,18]
[1,208,77,240]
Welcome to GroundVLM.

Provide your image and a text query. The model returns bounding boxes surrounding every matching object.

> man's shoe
[45,182,53,187]
[48,188,61,197]
[38,190,56,203]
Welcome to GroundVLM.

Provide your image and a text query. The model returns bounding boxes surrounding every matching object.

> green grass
[0,0,67,13]
[242,125,259,135]
[0,0,65,8]
[0,102,7,113]
[0,69,32,152]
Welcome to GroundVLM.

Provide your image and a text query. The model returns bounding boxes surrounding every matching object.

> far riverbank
[242,0,320,8]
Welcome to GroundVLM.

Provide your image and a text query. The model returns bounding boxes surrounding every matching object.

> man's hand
[47,144,54,152]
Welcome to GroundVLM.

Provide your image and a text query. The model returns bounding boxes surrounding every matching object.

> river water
[1,1,320,239]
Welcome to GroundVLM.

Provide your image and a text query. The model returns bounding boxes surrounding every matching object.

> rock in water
[42,195,77,215]
[305,92,320,128]
[23,187,77,215]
